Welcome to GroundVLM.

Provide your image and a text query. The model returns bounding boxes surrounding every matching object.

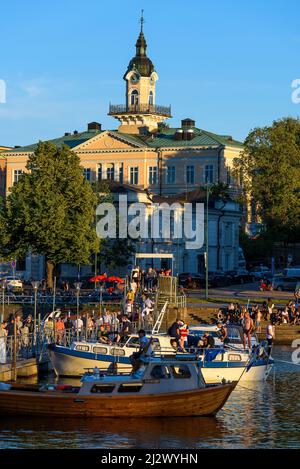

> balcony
[108,103,172,118]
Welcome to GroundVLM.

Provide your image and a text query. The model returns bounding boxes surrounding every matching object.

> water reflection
[0,346,299,449]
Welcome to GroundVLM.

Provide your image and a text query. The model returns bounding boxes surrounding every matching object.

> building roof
[3,125,242,155]
[118,127,243,149]
[4,129,103,153]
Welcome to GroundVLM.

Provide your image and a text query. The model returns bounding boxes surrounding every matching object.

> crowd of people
[215,298,300,329]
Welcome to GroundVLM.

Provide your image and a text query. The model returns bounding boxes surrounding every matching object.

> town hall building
[0,19,243,279]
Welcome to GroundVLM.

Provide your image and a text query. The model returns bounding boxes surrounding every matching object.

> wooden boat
[0,357,237,418]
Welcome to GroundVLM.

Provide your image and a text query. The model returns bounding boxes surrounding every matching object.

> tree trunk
[46,260,55,290]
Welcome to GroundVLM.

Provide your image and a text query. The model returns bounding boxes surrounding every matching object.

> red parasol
[89,274,107,282]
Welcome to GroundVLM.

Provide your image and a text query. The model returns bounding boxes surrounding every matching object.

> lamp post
[1,280,6,323]
[31,281,40,345]
[74,282,82,341]
[99,285,104,317]
[205,185,213,300]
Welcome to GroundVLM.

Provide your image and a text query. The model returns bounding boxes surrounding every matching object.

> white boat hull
[201,362,273,384]
[49,350,131,377]
[49,347,273,383]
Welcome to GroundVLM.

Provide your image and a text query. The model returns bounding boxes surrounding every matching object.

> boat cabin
[79,358,207,396]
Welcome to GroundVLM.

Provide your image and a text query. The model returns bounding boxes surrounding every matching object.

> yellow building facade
[0,23,243,196]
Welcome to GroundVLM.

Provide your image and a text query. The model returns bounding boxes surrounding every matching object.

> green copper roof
[118,127,243,149]
[6,130,103,153]
[5,126,242,155]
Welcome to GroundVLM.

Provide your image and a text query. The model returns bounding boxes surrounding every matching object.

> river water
[0,345,299,449]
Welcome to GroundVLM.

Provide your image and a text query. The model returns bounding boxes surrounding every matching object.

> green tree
[1,142,99,287]
[93,180,135,271]
[234,117,300,241]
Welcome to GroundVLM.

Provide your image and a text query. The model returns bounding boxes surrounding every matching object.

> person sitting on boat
[115,316,131,343]
[217,323,229,345]
[167,319,182,347]
[178,321,189,352]
[201,332,215,349]
[130,329,153,372]
[97,325,112,345]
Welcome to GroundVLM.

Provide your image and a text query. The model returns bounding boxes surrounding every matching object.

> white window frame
[204,165,214,184]
[186,165,195,184]
[166,166,176,184]
[13,169,23,184]
[148,166,158,185]
[130,166,139,185]
[83,168,91,182]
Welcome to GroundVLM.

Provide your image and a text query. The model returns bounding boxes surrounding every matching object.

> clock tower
[108,11,171,134]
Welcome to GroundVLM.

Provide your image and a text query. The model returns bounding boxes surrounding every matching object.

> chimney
[186,129,194,140]
[181,118,195,129]
[73,130,78,135]
[64,132,71,136]
[174,129,183,141]
[87,122,102,132]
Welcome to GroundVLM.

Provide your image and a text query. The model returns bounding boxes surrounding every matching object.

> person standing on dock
[0,322,8,364]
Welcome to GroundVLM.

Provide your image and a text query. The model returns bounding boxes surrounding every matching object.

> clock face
[131,73,140,84]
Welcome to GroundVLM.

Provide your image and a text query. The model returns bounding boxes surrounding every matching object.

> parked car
[208,271,232,288]
[250,266,271,280]
[281,268,300,279]
[2,276,23,291]
[271,276,299,292]
[178,273,205,289]
[227,269,254,285]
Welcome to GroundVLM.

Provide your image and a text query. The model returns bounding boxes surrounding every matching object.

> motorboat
[48,333,172,376]
[188,323,273,383]
[0,357,237,418]
[48,326,273,383]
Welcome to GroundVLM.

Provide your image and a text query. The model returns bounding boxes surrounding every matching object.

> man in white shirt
[266,322,275,355]
[74,317,83,339]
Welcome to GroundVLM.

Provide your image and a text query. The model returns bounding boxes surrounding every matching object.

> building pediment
[73,131,144,152]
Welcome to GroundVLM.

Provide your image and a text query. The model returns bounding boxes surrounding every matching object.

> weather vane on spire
[140,9,145,32]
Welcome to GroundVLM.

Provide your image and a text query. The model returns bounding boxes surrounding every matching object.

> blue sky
[1,0,300,146]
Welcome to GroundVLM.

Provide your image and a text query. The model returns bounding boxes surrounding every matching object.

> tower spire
[140,9,145,33]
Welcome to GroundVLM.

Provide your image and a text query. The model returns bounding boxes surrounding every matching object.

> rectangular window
[107,164,115,181]
[166,166,176,184]
[149,166,157,185]
[83,168,91,182]
[13,169,23,183]
[118,383,143,393]
[204,165,214,184]
[91,385,115,393]
[119,163,124,183]
[97,165,102,181]
[170,365,191,379]
[130,166,139,185]
[186,165,195,184]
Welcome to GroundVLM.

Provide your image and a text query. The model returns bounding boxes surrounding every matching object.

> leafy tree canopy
[1,142,99,286]
[234,117,300,241]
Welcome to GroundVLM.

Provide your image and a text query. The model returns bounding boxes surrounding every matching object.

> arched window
[130,89,139,106]
[149,91,153,105]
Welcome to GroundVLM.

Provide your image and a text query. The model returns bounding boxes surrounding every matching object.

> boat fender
[0,382,11,391]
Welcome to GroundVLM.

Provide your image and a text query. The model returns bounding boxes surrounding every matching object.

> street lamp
[31,280,40,345]
[74,282,82,341]
[205,185,213,300]
[99,285,104,317]
[1,280,7,323]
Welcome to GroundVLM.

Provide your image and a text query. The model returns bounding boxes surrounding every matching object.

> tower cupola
[108,11,171,134]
